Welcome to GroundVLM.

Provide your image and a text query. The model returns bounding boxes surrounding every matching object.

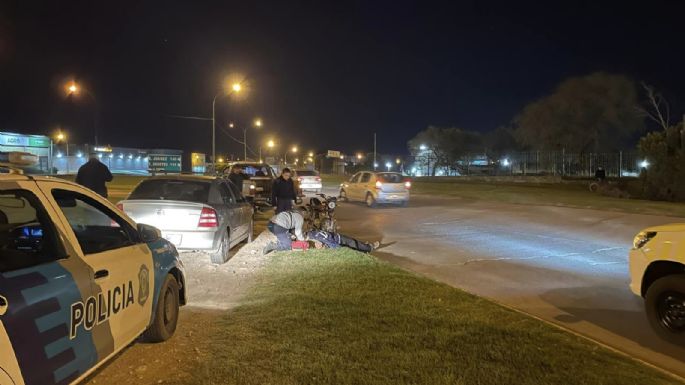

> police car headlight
[328,201,336,209]
[633,231,656,249]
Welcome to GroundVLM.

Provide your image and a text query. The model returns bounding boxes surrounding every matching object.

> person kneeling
[263,210,379,254]
[263,209,305,254]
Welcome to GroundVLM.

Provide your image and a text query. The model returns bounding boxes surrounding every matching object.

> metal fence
[412,151,643,178]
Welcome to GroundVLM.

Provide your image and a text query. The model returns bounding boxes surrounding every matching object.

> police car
[0,160,186,385]
[630,224,685,344]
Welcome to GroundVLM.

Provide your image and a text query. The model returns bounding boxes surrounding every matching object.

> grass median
[175,249,678,385]
[412,180,685,217]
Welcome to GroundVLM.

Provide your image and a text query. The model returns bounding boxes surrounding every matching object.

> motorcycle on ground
[302,193,338,233]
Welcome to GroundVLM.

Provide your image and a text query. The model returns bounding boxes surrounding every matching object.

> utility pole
[243,126,248,161]
[373,132,377,170]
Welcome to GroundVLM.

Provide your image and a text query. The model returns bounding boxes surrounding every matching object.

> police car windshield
[129,180,210,203]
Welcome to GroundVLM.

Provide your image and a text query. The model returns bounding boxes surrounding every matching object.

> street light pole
[212,93,220,170]
[243,127,248,161]
[66,83,98,145]
[211,82,242,171]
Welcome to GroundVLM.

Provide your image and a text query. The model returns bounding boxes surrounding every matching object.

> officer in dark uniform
[75,153,114,197]
[228,164,250,191]
[271,167,297,214]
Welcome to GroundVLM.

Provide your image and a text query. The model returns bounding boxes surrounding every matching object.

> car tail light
[116,203,124,211]
[315,176,321,182]
[404,180,412,189]
[198,207,219,228]
[375,181,383,189]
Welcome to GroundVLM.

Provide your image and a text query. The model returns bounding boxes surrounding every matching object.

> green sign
[149,154,181,172]
[29,137,51,147]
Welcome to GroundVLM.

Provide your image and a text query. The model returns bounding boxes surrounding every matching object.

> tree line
[408,72,684,200]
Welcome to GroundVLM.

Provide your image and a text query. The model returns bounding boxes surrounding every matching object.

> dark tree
[514,72,644,152]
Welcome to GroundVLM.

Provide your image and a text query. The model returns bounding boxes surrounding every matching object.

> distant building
[0,132,52,173]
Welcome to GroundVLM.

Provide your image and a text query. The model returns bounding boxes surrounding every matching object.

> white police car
[630,224,685,344]
[0,165,186,385]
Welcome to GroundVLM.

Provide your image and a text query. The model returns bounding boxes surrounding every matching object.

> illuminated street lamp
[212,81,243,169]
[385,162,392,171]
[54,130,69,174]
[65,81,98,144]
[285,146,298,165]
[308,151,314,157]
[356,153,363,160]
[395,158,401,164]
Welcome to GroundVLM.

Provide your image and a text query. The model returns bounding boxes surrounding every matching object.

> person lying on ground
[263,209,379,254]
[306,229,379,253]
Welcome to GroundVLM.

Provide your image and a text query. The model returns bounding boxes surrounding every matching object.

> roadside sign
[327,150,341,158]
[149,154,182,173]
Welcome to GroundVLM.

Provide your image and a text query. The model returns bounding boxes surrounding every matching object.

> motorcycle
[303,193,338,233]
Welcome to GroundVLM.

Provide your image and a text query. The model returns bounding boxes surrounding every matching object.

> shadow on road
[540,285,685,361]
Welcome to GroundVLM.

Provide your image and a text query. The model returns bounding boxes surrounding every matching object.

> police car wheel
[645,274,685,345]
[144,274,180,342]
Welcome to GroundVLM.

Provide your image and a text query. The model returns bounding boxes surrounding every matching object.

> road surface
[329,191,685,377]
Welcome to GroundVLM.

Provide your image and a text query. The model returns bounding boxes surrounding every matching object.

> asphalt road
[327,190,685,377]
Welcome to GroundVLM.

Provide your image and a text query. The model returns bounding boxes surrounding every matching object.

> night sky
[1,0,684,157]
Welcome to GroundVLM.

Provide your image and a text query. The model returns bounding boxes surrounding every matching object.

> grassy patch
[412,180,685,217]
[176,249,678,385]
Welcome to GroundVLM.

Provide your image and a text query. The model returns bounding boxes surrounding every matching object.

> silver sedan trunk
[118,176,253,263]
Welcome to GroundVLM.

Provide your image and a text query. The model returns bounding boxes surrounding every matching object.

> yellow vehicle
[630,224,685,344]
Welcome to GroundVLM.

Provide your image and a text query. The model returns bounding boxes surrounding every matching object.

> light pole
[285,146,297,165]
[212,82,242,170]
[248,118,262,161]
[66,82,98,145]
[56,131,69,174]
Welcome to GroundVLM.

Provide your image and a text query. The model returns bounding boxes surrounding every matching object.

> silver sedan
[118,175,253,264]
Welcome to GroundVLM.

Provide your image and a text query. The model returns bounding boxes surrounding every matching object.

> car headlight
[633,231,656,249]
[328,201,336,209]
[249,184,256,190]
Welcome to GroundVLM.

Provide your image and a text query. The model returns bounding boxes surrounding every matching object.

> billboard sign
[326,150,341,158]
[0,133,50,148]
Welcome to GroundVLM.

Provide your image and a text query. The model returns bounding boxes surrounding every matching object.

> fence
[412,151,643,178]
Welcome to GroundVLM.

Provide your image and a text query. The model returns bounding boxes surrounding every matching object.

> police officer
[76,153,113,197]
[271,167,297,214]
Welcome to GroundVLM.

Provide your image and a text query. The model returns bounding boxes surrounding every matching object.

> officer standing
[271,167,297,214]
[76,153,113,197]
[228,164,250,191]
